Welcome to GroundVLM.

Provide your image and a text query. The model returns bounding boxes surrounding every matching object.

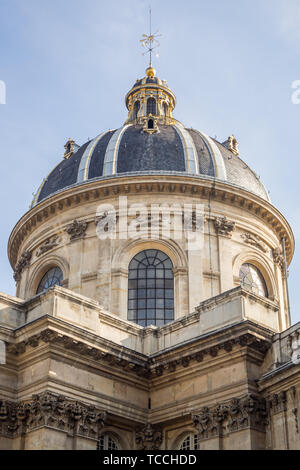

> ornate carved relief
[0,392,107,438]
[192,394,268,440]
[241,232,268,253]
[272,247,284,271]
[13,250,32,282]
[66,220,88,241]
[269,391,287,414]
[36,236,61,257]
[135,423,162,450]
[214,216,235,237]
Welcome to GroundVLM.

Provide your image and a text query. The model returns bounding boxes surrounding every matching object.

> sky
[0,0,300,323]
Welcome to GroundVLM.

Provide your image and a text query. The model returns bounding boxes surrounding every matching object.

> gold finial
[140,7,161,74]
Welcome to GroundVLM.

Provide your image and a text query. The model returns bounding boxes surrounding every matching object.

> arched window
[36,267,63,294]
[148,119,154,129]
[147,97,157,115]
[239,263,268,297]
[179,433,199,450]
[128,250,174,327]
[97,434,119,450]
[133,100,140,119]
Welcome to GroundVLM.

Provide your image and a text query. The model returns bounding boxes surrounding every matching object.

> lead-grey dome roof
[31,123,269,206]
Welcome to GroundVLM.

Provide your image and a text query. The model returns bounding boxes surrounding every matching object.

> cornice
[8,175,294,269]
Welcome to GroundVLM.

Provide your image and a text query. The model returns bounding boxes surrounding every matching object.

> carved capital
[66,220,88,241]
[214,217,235,237]
[13,251,32,282]
[135,423,162,450]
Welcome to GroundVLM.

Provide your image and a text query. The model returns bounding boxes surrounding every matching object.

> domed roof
[31,68,269,207]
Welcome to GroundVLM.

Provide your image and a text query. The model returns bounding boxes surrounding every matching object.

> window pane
[128,250,174,327]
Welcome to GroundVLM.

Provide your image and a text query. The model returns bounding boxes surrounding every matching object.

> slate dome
[31,69,269,207]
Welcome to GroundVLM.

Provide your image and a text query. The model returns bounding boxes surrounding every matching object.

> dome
[31,69,269,207]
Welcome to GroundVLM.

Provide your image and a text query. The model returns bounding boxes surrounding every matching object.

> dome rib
[172,124,199,174]
[77,130,112,183]
[103,125,132,176]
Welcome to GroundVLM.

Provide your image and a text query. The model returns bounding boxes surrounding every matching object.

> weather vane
[140,7,161,67]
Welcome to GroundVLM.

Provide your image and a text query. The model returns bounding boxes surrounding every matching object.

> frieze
[192,394,268,440]
[241,232,268,253]
[0,392,107,438]
[36,236,61,257]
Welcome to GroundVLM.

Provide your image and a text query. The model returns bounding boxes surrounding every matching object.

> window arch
[133,100,140,119]
[128,249,174,327]
[97,434,120,450]
[147,97,157,115]
[179,433,199,450]
[36,267,63,294]
[239,263,268,298]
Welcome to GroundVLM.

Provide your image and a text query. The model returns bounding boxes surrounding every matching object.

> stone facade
[0,65,298,450]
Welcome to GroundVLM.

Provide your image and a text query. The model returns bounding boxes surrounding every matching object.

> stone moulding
[5,323,272,379]
[192,394,268,440]
[0,391,107,439]
[8,175,294,270]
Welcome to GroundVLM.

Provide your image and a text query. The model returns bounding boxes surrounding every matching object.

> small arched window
[179,433,199,450]
[147,97,157,115]
[239,263,268,298]
[133,100,140,119]
[97,434,119,450]
[148,119,154,129]
[128,249,174,327]
[36,267,63,294]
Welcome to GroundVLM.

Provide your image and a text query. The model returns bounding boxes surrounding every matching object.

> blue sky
[0,0,300,323]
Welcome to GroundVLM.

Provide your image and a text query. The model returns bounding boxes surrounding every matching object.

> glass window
[128,250,174,327]
[133,100,140,119]
[239,263,268,297]
[147,98,157,115]
[180,434,199,450]
[36,267,63,294]
[97,435,119,450]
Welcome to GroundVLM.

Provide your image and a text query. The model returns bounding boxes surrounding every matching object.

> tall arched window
[239,263,268,298]
[147,97,157,115]
[36,267,63,294]
[128,250,174,327]
[133,100,140,119]
[97,434,119,450]
[179,433,199,450]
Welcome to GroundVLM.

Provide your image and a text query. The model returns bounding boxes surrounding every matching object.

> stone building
[0,62,299,451]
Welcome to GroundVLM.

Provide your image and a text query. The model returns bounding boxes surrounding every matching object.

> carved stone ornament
[36,236,61,257]
[0,392,107,439]
[13,251,32,282]
[214,216,236,237]
[66,219,88,241]
[192,394,268,440]
[241,232,268,253]
[135,423,162,450]
[227,135,239,156]
[272,247,284,271]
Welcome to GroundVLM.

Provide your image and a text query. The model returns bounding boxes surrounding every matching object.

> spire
[140,7,161,78]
